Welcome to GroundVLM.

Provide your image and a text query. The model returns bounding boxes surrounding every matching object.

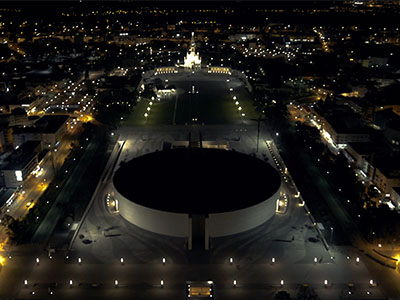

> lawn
[123,74,259,126]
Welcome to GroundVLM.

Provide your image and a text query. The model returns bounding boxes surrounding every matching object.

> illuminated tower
[183,32,201,70]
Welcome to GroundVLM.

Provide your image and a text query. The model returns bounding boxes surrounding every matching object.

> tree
[274,291,292,300]
[296,286,321,300]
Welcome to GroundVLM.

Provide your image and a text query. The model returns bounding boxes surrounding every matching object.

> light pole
[251,116,267,153]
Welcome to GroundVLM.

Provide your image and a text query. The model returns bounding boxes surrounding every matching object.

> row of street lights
[35,256,167,265]
[36,255,361,267]
[228,256,359,265]
[232,95,246,118]
[29,254,372,291]
[36,252,364,268]
[143,99,154,119]
[231,278,376,289]
[24,278,166,289]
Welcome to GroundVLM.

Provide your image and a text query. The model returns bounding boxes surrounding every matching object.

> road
[0,121,83,249]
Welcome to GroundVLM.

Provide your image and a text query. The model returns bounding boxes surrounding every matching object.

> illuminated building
[183,32,201,70]
[112,148,281,250]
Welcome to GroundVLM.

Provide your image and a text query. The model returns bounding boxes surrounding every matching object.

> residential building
[1,141,42,188]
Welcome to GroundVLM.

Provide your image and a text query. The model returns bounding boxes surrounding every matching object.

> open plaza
[0,22,398,300]
[3,82,389,299]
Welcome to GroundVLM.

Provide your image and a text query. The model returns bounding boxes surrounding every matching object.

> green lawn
[124,97,176,126]
[123,77,259,126]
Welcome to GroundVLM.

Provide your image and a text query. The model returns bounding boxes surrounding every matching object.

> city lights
[0,3,398,300]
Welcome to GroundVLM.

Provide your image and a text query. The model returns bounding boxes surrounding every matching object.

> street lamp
[120,257,124,265]
[271,257,275,264]
[35,258,40,265]
[69,280,73,288]
[356,257,360,264]
[115,280,119,288]
[78,257,82,264]
[314,257,318,264]
[324,280,328,288]
[233,279,237,287]
[162,257,166,265]
[280,279,284,287]
[24,279,28,287]
[229,257,233,264]
[369,279,374,287]
[160,280,164,288]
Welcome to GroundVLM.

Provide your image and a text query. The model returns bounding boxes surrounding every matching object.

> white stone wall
[115,187,189,237]
[208,188,280,237]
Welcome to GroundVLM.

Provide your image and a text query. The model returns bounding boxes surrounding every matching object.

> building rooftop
[393,187,400,196]
[374,155,400,179]
[325,114,369,134]
[347,142,375,155]
[12,126,42,134]
[113,148,281,214]
[386,117,400,131]
[374,108,399,128]
[1,141,41,171]
[34,115,69,134]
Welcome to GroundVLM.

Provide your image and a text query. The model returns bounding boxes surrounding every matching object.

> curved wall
[115,187,189,237]
[208,187,280,237]
[114,182,280,238]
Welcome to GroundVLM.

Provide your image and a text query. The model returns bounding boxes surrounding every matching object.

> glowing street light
[324,280,328,287]
[115,280,119,287]
[233,96,237,100]
[229,257,233,264]
[144,113,148,118]
[35,258,40,265]
[162,257,166,265]
[233,279,237,287]
[356,257,360,264]
[280,279,284,286]
[120,257,124,265]
[314,257,318,264]
[369,279,374,287]
[24,279,28,287]
[160,279,164,287]
[69,280,73,287]
[271,257,275,264]
[78,257,82,264]
[238,107,242,111]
